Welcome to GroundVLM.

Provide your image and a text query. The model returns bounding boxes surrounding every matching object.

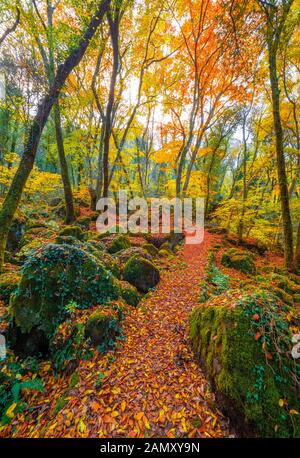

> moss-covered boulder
[58,225,85,241]
[221,248,256,275]
[117,280,140,307]
[123,257,160,293]
[117,247,152,265]
[158,249,172,258]
[107,234,131,254]
[0,271,21,305]
[142,243,159,257]
[190,291,300,437]
[9,244,119,355]
[75,216,91,230]
[20,227,55,248]
[6,211,27,253]
[85,307,121,349]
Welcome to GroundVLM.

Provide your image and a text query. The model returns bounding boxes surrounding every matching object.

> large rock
[123,257,160,293]
[9,244,119,355]
[190,291,300,438]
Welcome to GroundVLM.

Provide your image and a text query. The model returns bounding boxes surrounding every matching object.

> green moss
[117,247,152,265]
[108,235,131,254]
[160,242,172,253]
[190,291,300,437]
[221,248,256,274]
[117,280,140,307]
[75,216,91,230]
[58,225,85,241]
[158,249,172,257]
[9,244,119,350]
[55,235,84,247]
[123,256,160,293]
[16,239,44,262]
[0,271,21,305]
[142,243,159,257]
[85,308,121,349]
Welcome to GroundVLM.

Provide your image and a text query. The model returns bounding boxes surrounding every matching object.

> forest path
[41,230,230,438]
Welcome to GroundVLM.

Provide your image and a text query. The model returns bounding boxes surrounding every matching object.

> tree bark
[53,102,76,223]
[268,44,294,269]
[0,0,110,271]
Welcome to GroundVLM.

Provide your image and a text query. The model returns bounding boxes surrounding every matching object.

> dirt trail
[8,230,230,438]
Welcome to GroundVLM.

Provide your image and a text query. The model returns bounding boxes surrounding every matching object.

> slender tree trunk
[268,45,294,269]
[295,223,300,273]
[53,102,75,223]
[0,0,110,271]
[103,12,120,198]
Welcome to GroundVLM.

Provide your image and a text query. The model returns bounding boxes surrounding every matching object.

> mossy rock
[158,249,172,258]
[221,248,256,275]
[142,243,159,257]
[58,225,85,241]
[20,227,55,248]
[117,280,140,307]
[6,211,27,253]
[16,239,44,262]
[25,219,47,231]
[96,252,121,278]
[117,247,152,265]
[189,291,300,437]
[123,257,160,293]
[85,308,121,348]
[0,271,21,305]
[108,235,131,254]
[55,235,85,248]
[9,244,119,356]
[144,234,170,249]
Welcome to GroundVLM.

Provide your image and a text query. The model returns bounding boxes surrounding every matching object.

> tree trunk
[0,0,110,271]
[268,45,294,269]
[53,102,75,224]
[103,12,120,198]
